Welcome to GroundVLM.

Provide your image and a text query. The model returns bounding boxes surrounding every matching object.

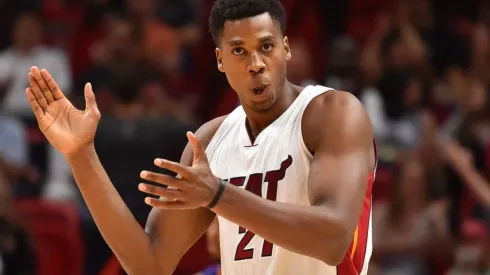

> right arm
[67,117,224,275]
[143,117,225,273]
[443,141,490,207]
[25,65,225,275]
[450,164,490,207]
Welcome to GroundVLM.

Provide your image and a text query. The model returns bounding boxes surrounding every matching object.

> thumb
[84,82,100,116]
[187,131,208,164]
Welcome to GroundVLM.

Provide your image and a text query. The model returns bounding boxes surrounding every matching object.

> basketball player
[24,0,376,274]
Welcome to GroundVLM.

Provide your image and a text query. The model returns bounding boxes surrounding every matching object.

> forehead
[221,13,281,45]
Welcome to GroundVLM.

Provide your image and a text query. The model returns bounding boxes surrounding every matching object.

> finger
[40,68,65,100]
[84,83,100,116]
[144,197,188,210]
[138,183,184,200]
[153,159,195,179]
[30,67,54,104]
[25,88,44,120]
[27,73,48,111]
[187,132,208,164]
[140,170,190,189]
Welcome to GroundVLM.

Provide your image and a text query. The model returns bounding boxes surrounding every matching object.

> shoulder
[302,90,373,154]
[0,48,13,60]
[38,46,65,56]
[195,115,229,148]
[180,115,228,165]
[37,47,69,64]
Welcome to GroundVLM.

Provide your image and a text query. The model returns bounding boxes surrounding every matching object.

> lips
[252,84,269,95]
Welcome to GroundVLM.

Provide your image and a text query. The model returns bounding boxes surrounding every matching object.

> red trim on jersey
[337,141,377,275]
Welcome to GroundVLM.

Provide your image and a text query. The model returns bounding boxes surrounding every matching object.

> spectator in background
[0,11,71,117]
[78,15,151,114]
[447,219,489,275]
[324,36,359,94]
[0,170,36,275]
[69,0,119,79]
[430,73,490,236]
[125,0,203,113]
[79,63,192,275]
[158,0,202,74]
[372,157,452,275]
[0,67,37,189]
[125,0,181,75]
[360,2,428,88]
[78,16,196,123]
[410,0,467,78]
[443,140,490,222]
[362,70,426,164]
[286,39,316,87]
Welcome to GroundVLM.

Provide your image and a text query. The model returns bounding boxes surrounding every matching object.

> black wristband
[207,178,226,209]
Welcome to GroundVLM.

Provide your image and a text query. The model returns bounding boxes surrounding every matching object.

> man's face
[12,14,42,50]
[215,13,291,113]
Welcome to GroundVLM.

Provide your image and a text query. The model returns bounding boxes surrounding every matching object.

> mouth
[252,85,269,95]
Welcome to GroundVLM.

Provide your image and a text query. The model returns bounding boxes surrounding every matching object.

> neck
[244,81,302,138]
[15,45,36,55]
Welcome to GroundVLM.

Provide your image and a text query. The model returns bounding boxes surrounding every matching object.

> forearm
[212,184,349,265]
[67,146,164,275]
[456,167,490,207]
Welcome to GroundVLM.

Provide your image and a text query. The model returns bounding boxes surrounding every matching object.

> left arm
[140,92,375,266]
[212,92,375,265]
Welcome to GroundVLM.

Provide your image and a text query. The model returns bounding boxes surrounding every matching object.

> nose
[247,51,266,74]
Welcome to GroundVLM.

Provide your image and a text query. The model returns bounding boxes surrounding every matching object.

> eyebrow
[228,35,276,47]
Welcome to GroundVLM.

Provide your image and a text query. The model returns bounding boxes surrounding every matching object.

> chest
[207,129,311,204]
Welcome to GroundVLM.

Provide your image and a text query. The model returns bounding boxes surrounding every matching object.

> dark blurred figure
[447,219,489,275]
[0,170,36,275]
[0,11,69,197]
[360,3,428,87]
[0,58,37,192]
[409,0,468,77]
[435,75,490,236]
[362,70,426,164]
[0,11,71,117]
[372,157,452,275]
[324,36,359,94]
[78,16,145,93]
[0,0,42,51]
[286,39,316,86]
[69,0,123,79]
[79,63,192,275]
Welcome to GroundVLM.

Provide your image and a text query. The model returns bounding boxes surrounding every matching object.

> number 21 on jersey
[224,155,292,261]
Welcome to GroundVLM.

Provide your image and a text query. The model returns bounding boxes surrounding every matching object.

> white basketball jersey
[205,85,375,275]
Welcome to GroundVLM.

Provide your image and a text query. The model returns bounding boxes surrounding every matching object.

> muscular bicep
[305,92,374,235]
[143,116,226,273]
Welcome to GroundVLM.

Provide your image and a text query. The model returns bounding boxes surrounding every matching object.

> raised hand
[138,132,220,210]
[26,66,101,157]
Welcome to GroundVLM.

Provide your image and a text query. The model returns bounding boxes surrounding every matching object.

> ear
[215,48,225,72]
[283,36,291,61]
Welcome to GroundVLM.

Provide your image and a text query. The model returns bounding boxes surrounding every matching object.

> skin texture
[25,11,374,275]
[139,13,375,265]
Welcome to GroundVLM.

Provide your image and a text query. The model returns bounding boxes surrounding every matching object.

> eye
[261,43,274,52]
[232,47,245,56]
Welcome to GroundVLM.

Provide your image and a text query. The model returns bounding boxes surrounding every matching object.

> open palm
[26,66,101,157]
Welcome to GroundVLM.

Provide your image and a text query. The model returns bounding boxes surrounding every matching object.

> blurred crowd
[0,0,488,274]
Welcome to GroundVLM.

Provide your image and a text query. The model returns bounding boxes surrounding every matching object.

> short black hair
[208,0,286,46]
